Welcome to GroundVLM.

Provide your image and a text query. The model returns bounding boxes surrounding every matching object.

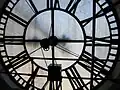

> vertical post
[90,0,96,90]
[51,1,55,89]
[51,0,55,66]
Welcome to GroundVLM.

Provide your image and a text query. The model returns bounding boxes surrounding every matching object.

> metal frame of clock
[0,0,120,90]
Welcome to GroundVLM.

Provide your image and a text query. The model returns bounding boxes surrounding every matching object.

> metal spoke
[31,57,78,61]
[51,0,55,66]
[29,46,49,68]
[90,0,96,89]
[56,44,79,57]
[29,47,42,55]
[2,38,85,43]
[29,46,48,68]
[58,39,84,43]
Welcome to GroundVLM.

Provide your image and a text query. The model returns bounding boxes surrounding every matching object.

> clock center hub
[40,36,58,51]
[49,36,58,46]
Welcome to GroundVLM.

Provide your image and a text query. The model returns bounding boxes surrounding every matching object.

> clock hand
[40,48,48,68]
[41,47,58,67]
[29,46,48,68]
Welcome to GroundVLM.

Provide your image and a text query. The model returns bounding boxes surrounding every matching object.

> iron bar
[90,0,96,89]
[51,0,55,66]
[2,56,116,61]
[56,45,79,57]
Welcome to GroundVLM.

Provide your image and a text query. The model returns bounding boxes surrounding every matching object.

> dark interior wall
[0,77,13,90]
[0,1,15,90]
[0,0,5,14]
[0,0,5,8]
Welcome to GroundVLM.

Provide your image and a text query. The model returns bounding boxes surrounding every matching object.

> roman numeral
[85,36,118,46]
[5,50,30,70]
[65,66,89,90]
[47,0,60,9]
[25,66,39,89]
[54,0,60,8]
[11,72,26,86]
[81,6,112,27]
[49,81,61,90]
[41,80,61,90]
[5,0,18,12]
[78,51,111,79]
[26,0,38,13]
[3,10,28,27]
[66,0,81,14]
[9,0,18,5]
[0,15,7,27]
[0,14,8,34]
[3,36,24,45]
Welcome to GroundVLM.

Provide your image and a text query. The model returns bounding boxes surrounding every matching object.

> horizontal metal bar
[58,39,84,43]
[0,39,85,43]
[0,71,119,80]
[2,56,116,61]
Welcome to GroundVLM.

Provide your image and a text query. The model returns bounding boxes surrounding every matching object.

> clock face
[0,0,119,90]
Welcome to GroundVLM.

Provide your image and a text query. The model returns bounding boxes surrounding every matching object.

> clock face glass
[0,0,119,90]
